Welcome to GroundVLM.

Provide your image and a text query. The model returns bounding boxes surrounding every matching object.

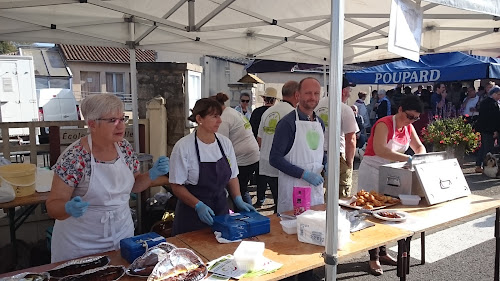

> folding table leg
[421,231,425,265]
[397,239,409,280]
[8,207,17,262]
[494,208,499,281]
[406,236,411,274]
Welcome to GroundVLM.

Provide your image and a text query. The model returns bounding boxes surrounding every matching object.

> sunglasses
[404,111,420,122]
[97,116,129,125]
[241,99,250,103]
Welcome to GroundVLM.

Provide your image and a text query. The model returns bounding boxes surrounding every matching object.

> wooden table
[0,237,204,280]
[177,209,413,281]
[376,194,500,281]
[0,191,50,259]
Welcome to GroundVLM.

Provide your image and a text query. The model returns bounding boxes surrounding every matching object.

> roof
[58,44,156,63]
[238,73,265,84]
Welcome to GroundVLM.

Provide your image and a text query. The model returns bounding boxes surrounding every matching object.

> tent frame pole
[325,0,344,280]
[129,20,140,153]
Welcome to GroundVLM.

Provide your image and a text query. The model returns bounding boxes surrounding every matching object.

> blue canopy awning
[345,52,500,85]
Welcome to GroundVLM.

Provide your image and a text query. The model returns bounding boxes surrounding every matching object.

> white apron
[277,109,324,213]
[357,116,410,193]
[51,135,135,262]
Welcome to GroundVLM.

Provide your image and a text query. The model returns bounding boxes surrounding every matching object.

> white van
[37,88,80,122]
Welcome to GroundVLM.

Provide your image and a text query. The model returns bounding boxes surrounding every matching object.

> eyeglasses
[404,111,420,122]
[241,99,250,103]
[97,116,129,125]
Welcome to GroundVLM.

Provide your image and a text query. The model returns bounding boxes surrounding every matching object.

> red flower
[465,114,469,117]
[439,140,444,144]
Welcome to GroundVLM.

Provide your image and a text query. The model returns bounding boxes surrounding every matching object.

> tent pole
[323,62,327,97]
[129,21,140,153]
[325,0,344,281]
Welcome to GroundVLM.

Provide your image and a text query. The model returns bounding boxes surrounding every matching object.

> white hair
[378,89,387,96]
[81,94,124,123]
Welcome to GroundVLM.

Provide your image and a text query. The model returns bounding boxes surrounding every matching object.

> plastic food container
[399,194,421,206]
[279,219,297,234]
[233,241,265,271]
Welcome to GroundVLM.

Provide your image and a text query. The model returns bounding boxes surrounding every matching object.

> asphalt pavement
[252,153,500,281]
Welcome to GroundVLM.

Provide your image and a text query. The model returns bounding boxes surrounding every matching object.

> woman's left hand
[234,195,257,212]
[149,156,170,181]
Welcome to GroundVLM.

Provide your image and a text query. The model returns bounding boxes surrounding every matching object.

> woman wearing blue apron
[169,98,256,235]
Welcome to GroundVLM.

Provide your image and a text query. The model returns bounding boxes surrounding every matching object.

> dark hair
[282,80,299,98]
[187,98,223,123]
[400,95,424,113]
[478,86,485,91]
[298,77,320,92]
[358,91,367,99]
[434,82,445,90]
[212,92,229,105]
[240,93,250,100]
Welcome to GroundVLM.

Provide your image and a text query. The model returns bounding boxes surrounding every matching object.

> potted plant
[420,116,481,164]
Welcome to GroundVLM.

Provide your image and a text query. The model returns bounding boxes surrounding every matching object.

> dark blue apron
[172,132,231,235]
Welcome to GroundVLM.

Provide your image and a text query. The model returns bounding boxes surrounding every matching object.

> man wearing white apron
[269,77,326,214]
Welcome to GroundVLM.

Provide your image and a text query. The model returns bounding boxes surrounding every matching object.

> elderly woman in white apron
[47,94,170,263]
[357,95,426,276]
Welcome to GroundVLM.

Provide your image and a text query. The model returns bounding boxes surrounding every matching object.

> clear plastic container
[233,241,265,271]
[279,219,297,234]
[399,194,421,205]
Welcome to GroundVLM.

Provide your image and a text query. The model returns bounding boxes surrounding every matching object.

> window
[80,71,101,98]
[106,72,125,101]
[185,70,202,127]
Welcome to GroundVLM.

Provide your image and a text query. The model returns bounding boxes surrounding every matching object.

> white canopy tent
[1,1,498,280]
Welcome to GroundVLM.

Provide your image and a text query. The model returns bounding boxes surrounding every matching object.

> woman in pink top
[358,95,426,276]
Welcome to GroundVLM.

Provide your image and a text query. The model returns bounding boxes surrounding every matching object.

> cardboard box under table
[379,152,470,205]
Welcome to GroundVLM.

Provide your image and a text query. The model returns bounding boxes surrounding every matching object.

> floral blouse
[53,138,140,188]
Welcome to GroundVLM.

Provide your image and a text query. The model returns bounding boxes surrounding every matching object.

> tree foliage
[0,41,18,54]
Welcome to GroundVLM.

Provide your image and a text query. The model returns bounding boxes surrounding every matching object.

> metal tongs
[277,213,296,220]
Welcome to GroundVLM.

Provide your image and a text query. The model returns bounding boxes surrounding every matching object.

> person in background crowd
[475,85,488,112]
[249,87,278,139]
[386,89,398,115]
[354,91,371,131]
[234,92,252,120]
[403,86,412,95]
[460,86,479,119]
[255,81,299,211]
[270,77,325,214]
[474,86,500,174]
[169,98,256,235]
[414,85,424,97]
[212,93,260,208]
[338,77,359,197]
[367,90,379,128]
[358,95,426,276]
[376,89,391,120]
[430,82,447,117]
[47,94,170,263]
[351,105,367,149]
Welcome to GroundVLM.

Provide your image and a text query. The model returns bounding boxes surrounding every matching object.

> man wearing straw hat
[250,87,278,139]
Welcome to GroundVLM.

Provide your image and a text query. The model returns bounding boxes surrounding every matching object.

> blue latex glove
[407,155,413,164]
[65,196,89,218]
[302,171,324,186]
[149,156,169,181]
[195,201,215,225]
[234,195,257,212]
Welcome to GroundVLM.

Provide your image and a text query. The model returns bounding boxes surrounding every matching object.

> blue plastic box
[120,232,166,263]
[212,212,270,241]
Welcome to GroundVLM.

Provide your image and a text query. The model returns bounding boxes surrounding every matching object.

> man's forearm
[345,133,356,167]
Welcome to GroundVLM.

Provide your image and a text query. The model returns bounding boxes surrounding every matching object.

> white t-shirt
[315,97,359,153]
[257,101,295,177]
[462,96,479,116]
[218,107,260,166]
[340,103,359,154]
[169,132,238,186]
